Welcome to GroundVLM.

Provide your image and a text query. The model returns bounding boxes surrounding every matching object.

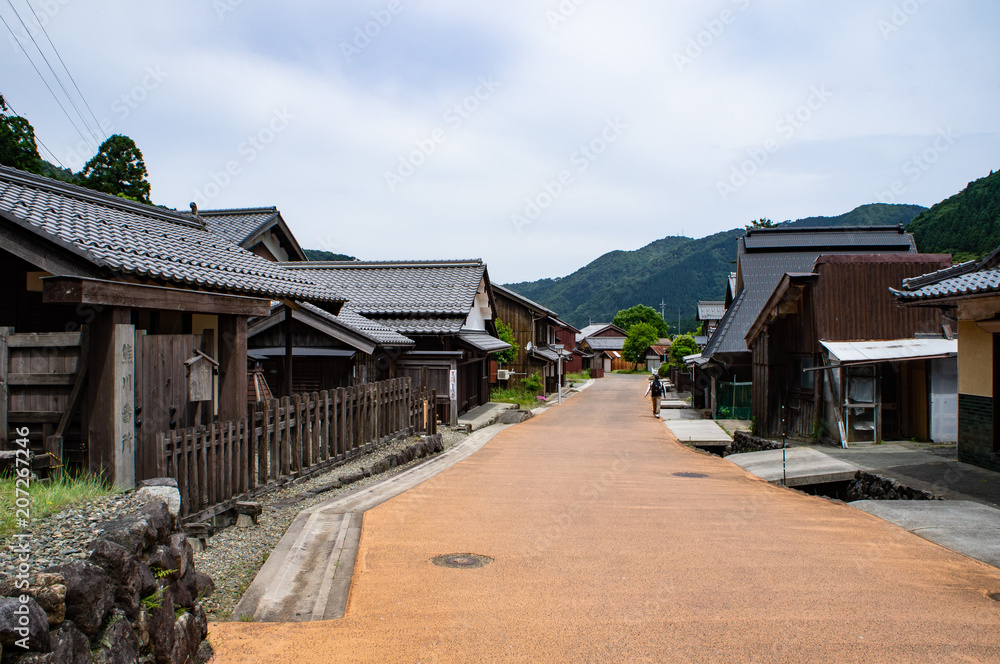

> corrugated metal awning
[820,338,957,364]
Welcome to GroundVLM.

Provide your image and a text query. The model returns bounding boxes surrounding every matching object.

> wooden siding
[493,291,551,387]
[812,255,951,341]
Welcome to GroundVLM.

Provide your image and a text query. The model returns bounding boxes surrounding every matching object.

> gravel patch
[0,492,151,578]
[195,426,468,621]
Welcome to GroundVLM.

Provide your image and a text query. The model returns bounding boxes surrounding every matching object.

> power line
[17,0,104,141]
[0,1,99,150]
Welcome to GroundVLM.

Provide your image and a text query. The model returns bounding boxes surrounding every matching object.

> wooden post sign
[185,350,219,403]
[113,324,136,490]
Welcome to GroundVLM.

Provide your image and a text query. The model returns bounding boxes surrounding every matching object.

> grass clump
[566,370,590,381]
[490,387,540,410]
[0,474,116,539]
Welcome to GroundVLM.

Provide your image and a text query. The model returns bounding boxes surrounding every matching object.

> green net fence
[714,381,752,420]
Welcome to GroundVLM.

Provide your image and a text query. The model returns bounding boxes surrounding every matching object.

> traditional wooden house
[280,260,510,424]
[575,324,628,377]
[555,320,584,376]
[247,302,414,395]
[696,301,725,346]
[699,225,918,418]
[644,340,672,373]
[199,206,308,262]
[491,284,569,392]
[891,249,1000,470]
[0,166,342,488]
[745,254,954,444]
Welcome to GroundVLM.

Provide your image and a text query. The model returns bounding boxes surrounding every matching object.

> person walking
[644,372,664,418]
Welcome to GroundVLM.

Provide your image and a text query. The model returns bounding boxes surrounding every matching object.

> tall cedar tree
[82,134,152,203]
[0,107,44,174]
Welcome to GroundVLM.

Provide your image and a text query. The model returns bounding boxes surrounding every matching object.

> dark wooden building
[491,284,568,392]
[575,324,627,378]
[746,254,954,444]
[280,260,510,424]
[0,166,343,488]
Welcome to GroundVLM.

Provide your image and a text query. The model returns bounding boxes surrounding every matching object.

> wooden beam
[43,277,271,316]
[218,315,248,423]
[284,307,293,398]
[87,307,131,484]
[7,374,77,386]
[8,332,82,348]
[0,327,9,446]
[9,411,63,423]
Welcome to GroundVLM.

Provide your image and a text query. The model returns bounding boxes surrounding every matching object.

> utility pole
[677,307,681,337]
[660,299,667,329]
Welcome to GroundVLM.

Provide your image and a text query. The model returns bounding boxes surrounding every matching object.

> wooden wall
[493,291,550,387]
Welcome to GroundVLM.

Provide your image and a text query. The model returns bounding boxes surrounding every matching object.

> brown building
[746,254,954,444]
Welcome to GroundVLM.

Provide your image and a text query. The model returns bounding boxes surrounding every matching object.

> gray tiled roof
[282,260,486,317]
[892,262,1000,302]
[697,301,726,321]
[0,167,341,303]
[585,336,626,351]
[299,302,414,347]
[703,227,917,358]
[199,207,279,246]
[372,316,465,335]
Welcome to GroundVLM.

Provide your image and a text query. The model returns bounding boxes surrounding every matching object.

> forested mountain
[908,170,1000,262]
[505,203,927,331]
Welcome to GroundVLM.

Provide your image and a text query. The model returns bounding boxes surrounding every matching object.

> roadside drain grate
[673,472,708,478]
[431,553,493,569]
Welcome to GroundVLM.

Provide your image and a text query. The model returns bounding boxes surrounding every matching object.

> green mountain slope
[505,203,927,330]
[908,170,1000,262]
[303,249,357,262]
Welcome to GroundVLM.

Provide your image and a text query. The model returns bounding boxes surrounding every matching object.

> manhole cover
[673,472,708,478]
[430,553,493,569]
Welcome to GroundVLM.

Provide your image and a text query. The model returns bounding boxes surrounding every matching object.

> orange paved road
[209,375,1000,663]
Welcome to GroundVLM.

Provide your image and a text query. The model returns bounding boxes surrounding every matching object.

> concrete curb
[231,423,513,623]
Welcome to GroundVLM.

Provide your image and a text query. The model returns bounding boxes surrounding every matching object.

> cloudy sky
[3,1,999,283]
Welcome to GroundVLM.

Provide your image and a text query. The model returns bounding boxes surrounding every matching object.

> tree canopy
[0,111,43,174]
[622,322,659,369]
[81,134,152,203]
[613,304,668,339]
[491,319,518,365]
[668,334,699,368]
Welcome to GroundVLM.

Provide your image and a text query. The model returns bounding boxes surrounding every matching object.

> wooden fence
[157,377,437,519]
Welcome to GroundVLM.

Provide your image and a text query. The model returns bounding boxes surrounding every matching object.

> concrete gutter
[231,423,511,623]
[727,447,860,487]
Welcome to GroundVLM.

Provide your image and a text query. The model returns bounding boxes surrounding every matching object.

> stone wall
[727,431,786,456]
[845,471,940,502]
[0,499,213,663]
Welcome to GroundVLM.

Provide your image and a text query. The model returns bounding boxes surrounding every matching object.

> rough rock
[171,607,208,664]
[146,545,180,581]
[90,538,141,617]
[168,534,194,580]
[92,609,140,664]
[193,572,215,599]
[101,512,157,557]
[134,605,151,649]
[137,561,157,598]
[148,584,176,664]
[0,595,50,652]
[0,573,66,626]
[43,560,113,636]
[498,410,533,424]
[136,485,182,519]
[17,621,89,664]
[141,500,174,544]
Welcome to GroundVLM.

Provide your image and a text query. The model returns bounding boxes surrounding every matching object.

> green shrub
[522,372,543,394]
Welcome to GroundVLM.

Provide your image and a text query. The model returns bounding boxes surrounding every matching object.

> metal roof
[821,339,956,363]
[742,226,915,252]
[697,301,726,321]
[702,228,917,359]
[458,331,512,353]
[0,167,340,303]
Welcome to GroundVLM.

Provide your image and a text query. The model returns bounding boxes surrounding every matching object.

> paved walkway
[208,375,1000,663]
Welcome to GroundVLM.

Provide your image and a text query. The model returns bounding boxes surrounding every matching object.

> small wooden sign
[185,350,218,403]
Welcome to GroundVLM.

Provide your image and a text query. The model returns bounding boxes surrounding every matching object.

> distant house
[746,254,955,444]
[645,340,672,373]
[891,250,1000,471]
[696,301,725,346]
[280,260,510,424]
[199,206,308,262]
[491,285,571,393]
[0,166,341,487]
[698,225,918,417]
[576,324,628,376]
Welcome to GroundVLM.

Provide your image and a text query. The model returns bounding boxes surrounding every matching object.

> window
[790,355,816,392]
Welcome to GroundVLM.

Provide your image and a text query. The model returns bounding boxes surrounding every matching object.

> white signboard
[449,369,457,402]
[113,324,136,490]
